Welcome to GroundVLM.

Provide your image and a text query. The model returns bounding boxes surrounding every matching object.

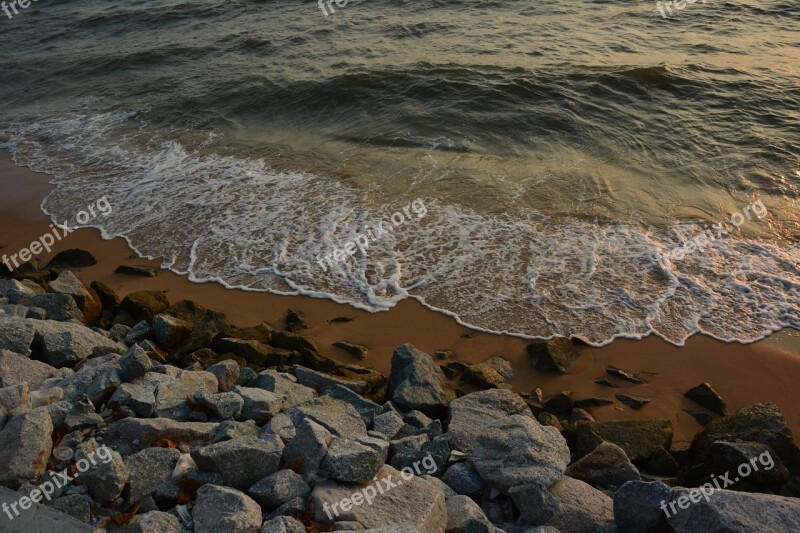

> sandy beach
[2,150,798,443]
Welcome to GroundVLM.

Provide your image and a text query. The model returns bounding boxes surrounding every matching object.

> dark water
[1,0,798,344]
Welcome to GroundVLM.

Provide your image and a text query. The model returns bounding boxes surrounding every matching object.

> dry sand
[1,150,798,442]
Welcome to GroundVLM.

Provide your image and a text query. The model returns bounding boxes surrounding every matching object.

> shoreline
[1,149,799,442]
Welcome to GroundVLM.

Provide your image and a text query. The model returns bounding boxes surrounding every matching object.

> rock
[575,419,674,462]
[115,265,158,277]
[47,494,94,523]
[613,480,671,533]
[692,403,800,474]
[646,447,680,477]
[90,280,120,310]
[573,397,615,409]
[260,516,306,533]
[192,435,283,490]
[106,418,219,450]
[683,382,727,416]
[373,410,407,440]
[565,442,640,490]
[606,366,645,384]
[26,318,125,367]
[248,469,311,511]
[294,365,367,394]
[508,483,560,526]
[684,409,715,426]
[321,437,385,482]
[334,341,368,359]
[152,314,192,348]
[120,290,170,323]
[446,494,494,532]
[63,401,103,431]
[528,338,581,374]
[0,317,37,355]
[0,485,92,532]
[285,308,308,332]
[684,440,789,491]
[154,370,218,420]
[323,384,382,427]
[232,386,282,425]
[0,383,30,415]
[312,465,447,531]
[252,369,317,408]
[282,418,333,481]
[0,350,56,389]
[108,382,156,418]
[124,320,152,344]
[238,366,257,385]
[547,476,614,532]
[45,249,96,270]
[195,390,244,420]
[442,462,485,497]
[616,393,653,410]
[0,304,28,318]
[213,337,282,365]
[465,356,514,388]
[125,447,182,505]
[0,279,43,302]
[543,391,573,415]
[667,486,800,532]
[389,344,455,417]
[109,510,182,533]
[120,344,153,382]
[570,408,594,423]
[194,484,263,533]
[48,271,100,324]
[207,359,240,392]
[0,410,53,488]
[212,420,260,442]
[270,329,319,354]
[448,389,533,453]
[470,415,570,493]
[538,412,563,431]
[19,293,84,322]
[281,396,367,439]
[73,444,130,503]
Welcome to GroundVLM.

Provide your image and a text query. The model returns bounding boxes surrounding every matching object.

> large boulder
[125,447,182,505]
[193,484,263,533]
[252,369,317,409]
[22,318,124,367]
[469,415,570,493]
[446,494,494,532]
[0,350,57,388]
[613,480,672,533]
[282,418,333,482]
[320,437,385,482]
[0,410,54,489]
[248,469,311,511]
[56,360,121,404]
[447,389,532,453]
[575,419,673,462]
[48,271,101,324]
[0,485,92,532]
[106,418,219,452]
[73,444,129,504]
[565,442,641,490]
[119,291,170,323]
[232,386,282,425]
[192,435,283,490]
[279,396,367,439]
[312,465,447,531]
[389,344,455,417]
[547,476,614,532]
[151,313,192,349]
[0,318,37,355]
[528,338,581,373]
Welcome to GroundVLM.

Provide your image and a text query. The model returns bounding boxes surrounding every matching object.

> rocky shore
[1,256,799,532]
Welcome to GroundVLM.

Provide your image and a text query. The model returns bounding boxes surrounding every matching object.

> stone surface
[10,318,125,367]
[151,313,192,348]
[193,484,263,533]
[73,444,130,503]
[575,419,674,462]
[109,510,182,533]
[233,386,283,425]
[470,415,570,493]
[192,435,283,490]
[294,365,367,394]
[195,390,244,420]
[312,465,447,531]
[547,476,614,532]
[48,271,101,324]
[527,338,581,374]
[447,389,533,453]
[683,382,727,416]
[251,369,317,409]
[119,344,153,382]
[260,516,306,533]
[120,290,170,323]
[106,418,219,450]
[56,361,122,404]
[323,384,382,427]
[207,359,240,392]
[446,494,494,532]
[281,396,367,439]
[465,356,514,388]
[321,437,385,482]
[565,442,641,490]
[613,480,672,533]
[0,410,53,489]
[0,485,92,532]
[282,418,333,482]
[616,393,653,411]
[442,462,485,497]
[248,468,311,511]
[509,483,560,526]
[389,344,455,417]
[125,447,182,505]
[108,382,156,418]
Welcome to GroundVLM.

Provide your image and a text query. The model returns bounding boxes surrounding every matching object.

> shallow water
[1,0,798,344]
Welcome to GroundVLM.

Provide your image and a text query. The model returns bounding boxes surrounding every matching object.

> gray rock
[151,314,192,349]
[312,465,447,531]
[0,410,53,488]
[281,396,367,439]
[248,468,311,511]
[509,483,560,526]
[233,386,283,425]
[323,384,382,427]
[155,371,218,420]
[106,418,219,451]
[321,437,385,482]
[547,476,614,532]
[667,486,800,532]
[260,516,306,533]
[192,435,283,490]
[207,359,240,392]
[25,307,47,320]
[47,494,94,523]
[613,480,671,533]
[282,418,333,482]
[389,344,455,417]
[442,462,485,497]
[0,279,43,302]
[334,522,366,531]
[125,447,182,505]
[27,318,125,367]
[565,442,641,490]
[108,510,182,533]
[18,293,84,322]
[470,415,570,493]
[124,320,153,344]
[448,389,533,453]
[446,494,494,532]
[0,485,92,532]
[238,366,258,386]
[193,484,263,533]
[109,324,132,343]
[0,317,37,355]
[108,382,156,418]
[389,434,429,471]
[48,271,100,324]
[251,369,317,408]
[56,361,121,404]
[0,383,30,414]
[0,304,28,318]
[195,390,244,420]
[0,350,57,388]
[422,474,457,499]
[211,420,260,442]
[264,496,306,520]
[575,419,674,462]
[73,443,130,503]
[373,410,406,440]
[294,365,367,394]
[120,344,153,382]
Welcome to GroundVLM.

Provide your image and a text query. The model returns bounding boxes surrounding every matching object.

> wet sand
[1,150,799,442]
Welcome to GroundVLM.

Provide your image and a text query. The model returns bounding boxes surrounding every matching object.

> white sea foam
[4,112,799,346]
